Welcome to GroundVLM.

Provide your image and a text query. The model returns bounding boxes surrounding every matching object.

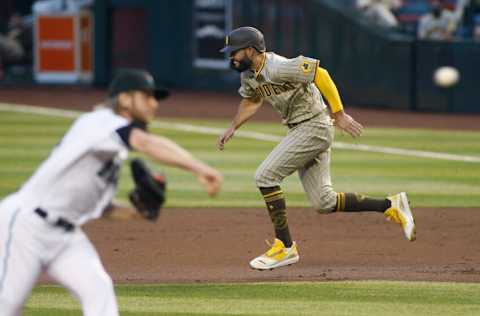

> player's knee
[312,188,336,214]
[79,268,116,313]
[255,166,281,187]
[84,278,117,315]
[101,273,115,293]
[94,272,115,300]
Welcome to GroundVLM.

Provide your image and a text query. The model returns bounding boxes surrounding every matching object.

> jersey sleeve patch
[300,60,314,73]
[115,121,147,150]
[275,55,319,84]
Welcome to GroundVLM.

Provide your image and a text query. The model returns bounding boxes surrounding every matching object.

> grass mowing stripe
[25,297,480,315]
[1,107,479,207]
[1,103,479,163]
[26,282,480,316]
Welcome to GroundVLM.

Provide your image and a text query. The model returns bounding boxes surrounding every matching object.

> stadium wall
[93,0,480,113]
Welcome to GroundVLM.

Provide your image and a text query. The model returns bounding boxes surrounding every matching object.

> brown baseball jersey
[239,52,328,125]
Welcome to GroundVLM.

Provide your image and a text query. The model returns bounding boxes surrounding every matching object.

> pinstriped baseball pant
[255,115,337,213]
[0,195,118,316]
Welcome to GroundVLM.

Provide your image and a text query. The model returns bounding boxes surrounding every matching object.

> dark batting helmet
[108,69,169,100]
[220,26,266,54]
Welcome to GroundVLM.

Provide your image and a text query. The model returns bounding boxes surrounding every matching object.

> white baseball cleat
[249,238,299,270]
[385,192,416,241]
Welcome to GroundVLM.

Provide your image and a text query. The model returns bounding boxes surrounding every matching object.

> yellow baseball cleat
[385,192,416,241]
[249,238,299,270]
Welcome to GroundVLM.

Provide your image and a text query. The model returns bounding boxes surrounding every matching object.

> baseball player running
[217,26,416,271]
[0,69,223,316]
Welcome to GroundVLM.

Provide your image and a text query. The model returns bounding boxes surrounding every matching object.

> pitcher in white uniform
[0,69,223,316]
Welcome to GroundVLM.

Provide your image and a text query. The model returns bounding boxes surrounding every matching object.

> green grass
[0,108,479,207]
[3,108,480,315]
[24,282,480,315]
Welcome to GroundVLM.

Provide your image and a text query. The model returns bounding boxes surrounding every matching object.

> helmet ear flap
[253,38,266,53]
[253,46,264,53]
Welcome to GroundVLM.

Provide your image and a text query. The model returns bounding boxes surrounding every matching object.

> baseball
[433,66,460,88]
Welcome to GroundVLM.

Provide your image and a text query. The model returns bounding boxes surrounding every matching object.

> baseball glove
[128,158,166,221]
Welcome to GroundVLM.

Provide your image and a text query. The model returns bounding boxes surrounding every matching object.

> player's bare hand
[197,166,223,197]
[217,126,236,150]
[333,111,363,138]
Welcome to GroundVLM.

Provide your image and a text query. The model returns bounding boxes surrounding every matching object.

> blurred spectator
[357,0,403,28]
[33,0,93,13]
[0,13,33,80]
[417,1,457,39]
[462,0,480,38]
[450,0,471,37]
[474,14,480,40]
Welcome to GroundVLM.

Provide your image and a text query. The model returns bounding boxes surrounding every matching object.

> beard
[229,57,252,73]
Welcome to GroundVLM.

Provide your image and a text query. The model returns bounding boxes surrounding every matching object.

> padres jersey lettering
[239,52,327,124]
[254,82,296,98]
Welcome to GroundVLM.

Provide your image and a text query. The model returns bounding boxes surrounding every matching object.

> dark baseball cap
[220,26,266,54]
[108,69,169,100]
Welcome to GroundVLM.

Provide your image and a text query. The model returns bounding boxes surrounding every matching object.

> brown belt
[286,114,319,129]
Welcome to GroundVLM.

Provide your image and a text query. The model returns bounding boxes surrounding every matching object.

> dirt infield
[2,86,479,283]
[84,207,480,283]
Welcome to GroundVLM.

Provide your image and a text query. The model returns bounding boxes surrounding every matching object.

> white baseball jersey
[15,108,137,226]
[0,107,139,316]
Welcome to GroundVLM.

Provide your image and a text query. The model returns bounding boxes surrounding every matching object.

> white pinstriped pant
[255,114,337,213]
[0,194,118,316]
